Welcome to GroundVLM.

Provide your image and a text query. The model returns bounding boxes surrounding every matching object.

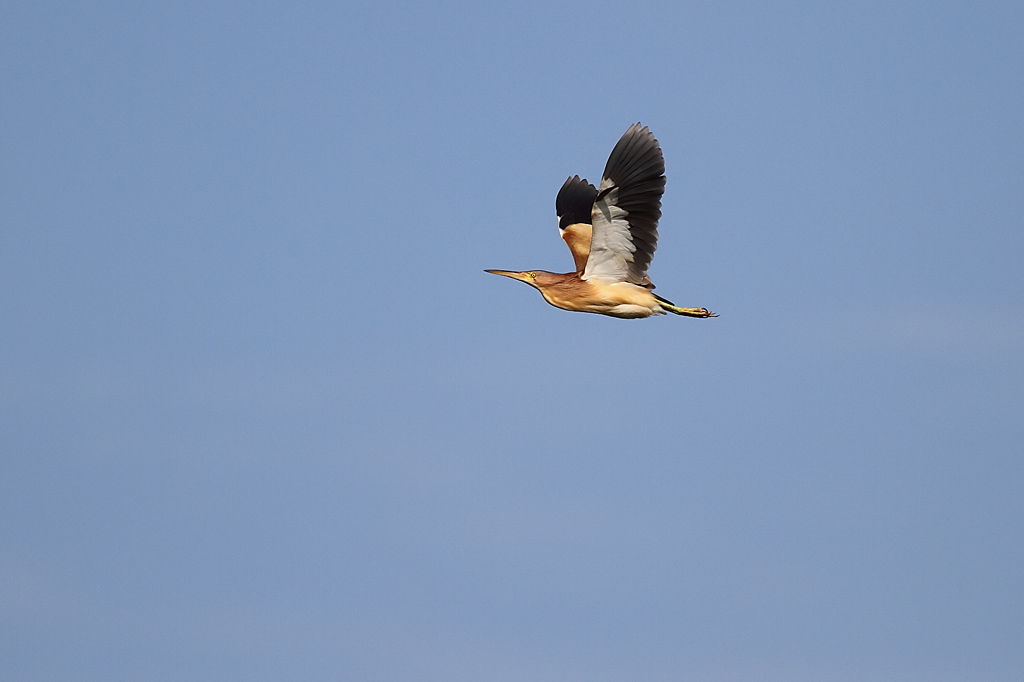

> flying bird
[486,123,716,319]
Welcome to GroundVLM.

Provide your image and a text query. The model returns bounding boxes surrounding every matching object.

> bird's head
[484,269,552,289]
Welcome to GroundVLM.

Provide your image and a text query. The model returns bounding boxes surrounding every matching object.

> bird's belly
[541,280,663,318]
[605,303,661,318]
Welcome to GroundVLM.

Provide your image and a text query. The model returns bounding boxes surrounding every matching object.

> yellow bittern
[486,123,716,319]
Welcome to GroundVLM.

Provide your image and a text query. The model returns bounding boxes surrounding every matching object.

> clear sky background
[2,1,1022,680]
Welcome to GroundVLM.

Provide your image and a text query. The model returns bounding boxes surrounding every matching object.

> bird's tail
[653,294,718,318]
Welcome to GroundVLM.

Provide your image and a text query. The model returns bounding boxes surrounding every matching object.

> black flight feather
[555,175,599,229]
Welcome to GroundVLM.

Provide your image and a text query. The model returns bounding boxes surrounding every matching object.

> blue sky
[2,1,1022,680]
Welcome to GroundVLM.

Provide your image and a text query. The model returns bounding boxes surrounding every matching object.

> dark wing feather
[555,175,598,229]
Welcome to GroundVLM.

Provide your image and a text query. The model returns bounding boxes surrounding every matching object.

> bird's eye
[527,271,536,278]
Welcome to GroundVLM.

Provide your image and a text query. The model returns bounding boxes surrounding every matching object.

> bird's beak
[484,269,531,284]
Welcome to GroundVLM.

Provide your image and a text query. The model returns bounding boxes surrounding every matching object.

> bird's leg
[657,302,718,317]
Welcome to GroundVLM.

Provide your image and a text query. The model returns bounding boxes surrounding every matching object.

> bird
[486,123,717,319]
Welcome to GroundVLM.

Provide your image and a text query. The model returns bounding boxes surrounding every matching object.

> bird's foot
[659,303,718,318]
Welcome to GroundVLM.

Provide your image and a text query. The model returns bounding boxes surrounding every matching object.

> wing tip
[603,123,665,188]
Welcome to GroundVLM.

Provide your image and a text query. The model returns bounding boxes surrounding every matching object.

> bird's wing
[582,123,665,286]
[555,175,598,273]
